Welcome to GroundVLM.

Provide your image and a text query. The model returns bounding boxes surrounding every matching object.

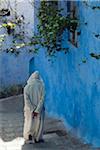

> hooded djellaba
[23,71,45,144]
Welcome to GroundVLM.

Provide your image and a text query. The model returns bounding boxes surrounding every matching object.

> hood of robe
[27,71,41,85]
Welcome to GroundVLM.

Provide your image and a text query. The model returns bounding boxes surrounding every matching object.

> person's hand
[32,112,38,117]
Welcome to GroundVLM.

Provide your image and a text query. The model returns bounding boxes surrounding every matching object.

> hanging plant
[0,12,30,55]
[33,1,79,56]
[0,1,35,56]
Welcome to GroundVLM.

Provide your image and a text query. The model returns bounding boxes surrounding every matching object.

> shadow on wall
[0,84,23,99]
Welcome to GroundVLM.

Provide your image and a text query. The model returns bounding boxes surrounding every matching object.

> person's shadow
[21,140,57,150]
[21,143,34,150]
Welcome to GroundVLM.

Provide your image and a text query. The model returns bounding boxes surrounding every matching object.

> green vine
[0,8,35,56]
[33,1,79,56]
[0,1,79,57]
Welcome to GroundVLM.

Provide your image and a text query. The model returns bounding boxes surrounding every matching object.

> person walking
[23,71,45,144]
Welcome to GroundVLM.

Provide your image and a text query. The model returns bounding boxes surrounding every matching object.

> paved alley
[0,95,100,150]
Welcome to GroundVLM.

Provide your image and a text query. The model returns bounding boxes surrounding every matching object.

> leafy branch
[33,1,79,56]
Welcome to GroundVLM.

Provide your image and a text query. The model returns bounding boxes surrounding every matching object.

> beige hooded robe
[23,71,45,141]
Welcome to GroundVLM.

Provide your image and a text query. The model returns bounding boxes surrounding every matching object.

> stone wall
[31,1,100,147]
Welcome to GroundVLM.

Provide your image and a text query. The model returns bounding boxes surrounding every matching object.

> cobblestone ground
[0,95,100,150]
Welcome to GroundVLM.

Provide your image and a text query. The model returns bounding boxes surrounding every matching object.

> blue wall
[0,51,33,88]
[31,0,100,147]
[0,0,34,89]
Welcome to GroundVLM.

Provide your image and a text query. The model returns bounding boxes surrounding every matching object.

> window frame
[67,1,78,47]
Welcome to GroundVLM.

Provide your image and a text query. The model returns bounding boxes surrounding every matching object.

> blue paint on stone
[0,51,33,88]
[29,0,100,147]
[29,57,34,75]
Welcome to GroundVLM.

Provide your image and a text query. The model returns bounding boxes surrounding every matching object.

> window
[67,1,78,47]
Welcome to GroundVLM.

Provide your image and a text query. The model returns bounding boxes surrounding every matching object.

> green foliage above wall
[0,0,79,57]
[33,1,79,57]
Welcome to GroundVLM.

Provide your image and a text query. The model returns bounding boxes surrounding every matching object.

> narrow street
[0,95,99,150]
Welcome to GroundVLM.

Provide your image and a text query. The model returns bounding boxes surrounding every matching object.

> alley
[0,95,99,150]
